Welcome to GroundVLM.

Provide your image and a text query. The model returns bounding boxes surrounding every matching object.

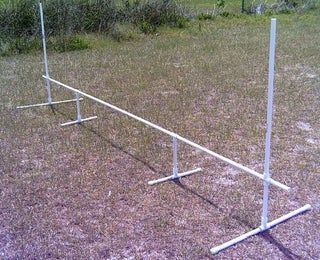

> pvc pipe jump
[16,3,311,255]
[43,74,290,191]
[60,92,97,126]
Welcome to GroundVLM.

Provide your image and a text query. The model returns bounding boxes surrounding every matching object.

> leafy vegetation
[0,0,318,56]
[0,0,188,55]
[249,0,317,14]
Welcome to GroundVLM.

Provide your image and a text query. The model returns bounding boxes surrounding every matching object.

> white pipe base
[60,116,97,127]
[210,204,311,255]
[17,98,83,109]
[148,168,202,186]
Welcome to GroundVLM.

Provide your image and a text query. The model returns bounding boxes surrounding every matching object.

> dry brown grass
[1,12,319,259]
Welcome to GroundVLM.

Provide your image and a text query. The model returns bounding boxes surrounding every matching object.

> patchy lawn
[1,12,319,259]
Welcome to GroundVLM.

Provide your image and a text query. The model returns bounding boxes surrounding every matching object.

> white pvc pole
[261,18,277,229]
[39,2,52,104]
[76,92,82,122]
[172,136,178,178]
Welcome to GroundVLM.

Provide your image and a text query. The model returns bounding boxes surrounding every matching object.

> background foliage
[0,0,188,55]
[0,0,317,55]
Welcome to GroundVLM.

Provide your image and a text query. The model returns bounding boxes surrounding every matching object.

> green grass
[1,7,320,259]
[178,0,241,11]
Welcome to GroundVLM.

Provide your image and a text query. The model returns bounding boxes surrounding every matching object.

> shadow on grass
[261,232,304,260]
[51,106,161,176]
[51,106,304,259]
[173,181,305,259]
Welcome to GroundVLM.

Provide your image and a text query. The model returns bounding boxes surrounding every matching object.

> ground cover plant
[0,1,319,259]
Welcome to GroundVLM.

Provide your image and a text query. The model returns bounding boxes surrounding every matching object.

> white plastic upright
[261,18,277,229]
[210,19,311,255]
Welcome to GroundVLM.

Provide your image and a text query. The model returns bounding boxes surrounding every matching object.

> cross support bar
[60,116,97,127]
[17,98,83,109]
[210,204,311,255]
[148,168,202,186]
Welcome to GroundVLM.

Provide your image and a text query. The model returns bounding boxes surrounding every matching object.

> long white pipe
[39,2,52,104]
[172,136,179,178]
[43,75,290,191]
[262,18,277,228]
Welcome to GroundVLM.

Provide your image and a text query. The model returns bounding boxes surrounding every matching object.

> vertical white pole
[76,92,82,122]
[172,136,179,178]
[39,2,52,104]
[261,18,277,229]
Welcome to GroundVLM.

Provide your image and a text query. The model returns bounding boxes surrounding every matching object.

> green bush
[0,36,40,56]
[121,0,188,30]
[0,0,38,38]
[48,35,91,52]
[197,13,215,20]
[250,0,316,14]
[109,23,139,42]
[139,21,157,34]
[217,0,225,8]
[0,0,188,55]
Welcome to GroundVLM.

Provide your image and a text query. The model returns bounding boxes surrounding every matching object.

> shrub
[121,0,189,30]
[197,13,215,20]
[139,21,157,34]
[0,0,38,38]
[250,0,316,14]
[41,0,118,36]
[110,23,139,42]
[0,0,188,55]
[217,0,225,8]
[48,35,91,52]
[0,36,40,56]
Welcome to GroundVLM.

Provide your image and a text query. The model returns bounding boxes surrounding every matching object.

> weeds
[0,0,317,56]
[48,35,91,52]
[0,0,187,56]
[250,0,317,15]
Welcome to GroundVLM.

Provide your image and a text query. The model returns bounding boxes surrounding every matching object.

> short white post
[39,2,52,104]
[60,91,97,127]
[172,136,179,178]
[148,134,202,185]
[76,92,82,122]
[261,18,277,229]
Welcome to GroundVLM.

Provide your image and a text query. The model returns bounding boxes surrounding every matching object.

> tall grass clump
[0,0,188,56]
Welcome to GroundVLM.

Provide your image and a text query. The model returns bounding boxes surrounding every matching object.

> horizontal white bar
[176,135,290,191]
[43,76,289,191]
[16,98,83,109]
[148,168,202,185]
[60,116,97,126]
[210,204,311,255]
[211,225,262,255]
[266,204,311,229]
[44,76,175,136]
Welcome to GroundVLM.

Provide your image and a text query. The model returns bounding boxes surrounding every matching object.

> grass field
[178,0,242,12]
[1,6,320,260]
